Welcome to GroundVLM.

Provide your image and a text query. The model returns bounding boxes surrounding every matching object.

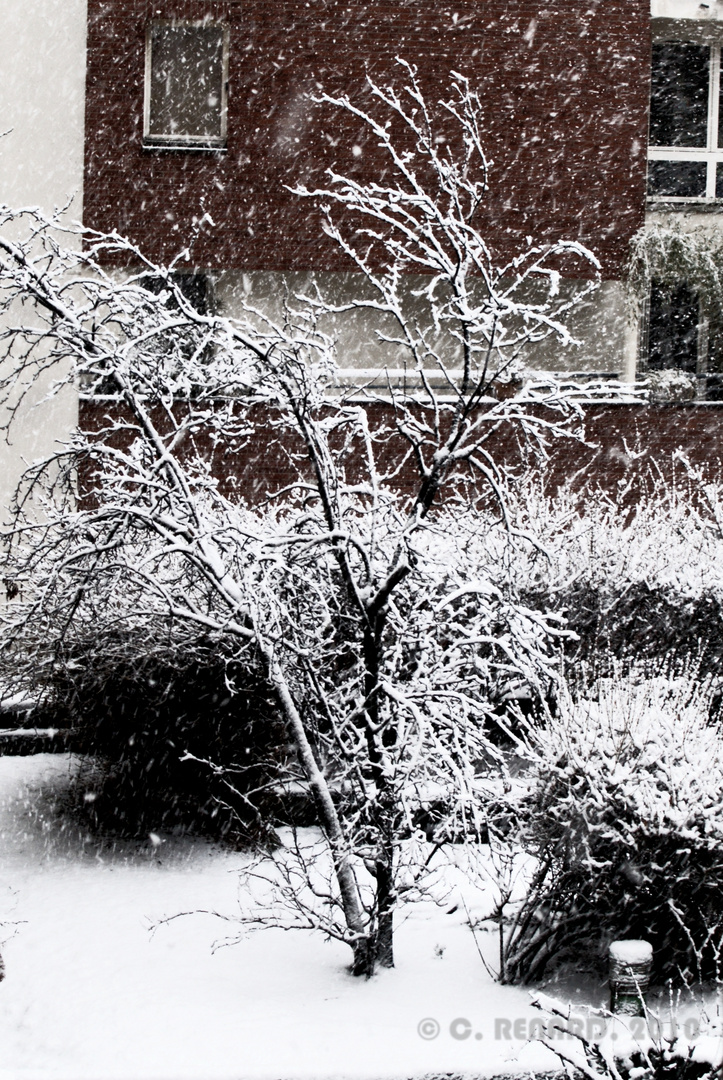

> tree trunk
[260,642,371,968]
[348,854,395,976]
[375,854,395,969]
[350,937,375,977]
[361,619,397,974]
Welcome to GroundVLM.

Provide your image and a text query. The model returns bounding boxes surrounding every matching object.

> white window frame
[648,39,723,201]
[143,20,230,151]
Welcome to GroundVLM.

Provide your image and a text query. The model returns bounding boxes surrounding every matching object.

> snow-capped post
[609,939,653,1016]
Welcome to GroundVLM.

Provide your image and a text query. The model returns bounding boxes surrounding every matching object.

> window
[85,273,213,395]
[144,21,229,149]
[142,272,211,315]
[641,281,723,398]
[648,41,723,199]
[646,282,700,371]
[139,273,213,367]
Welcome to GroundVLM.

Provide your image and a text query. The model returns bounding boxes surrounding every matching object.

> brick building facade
[3,0,723,507]
[83,0,650,279]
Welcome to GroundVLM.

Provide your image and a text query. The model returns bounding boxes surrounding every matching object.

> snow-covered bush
[647,368,698,402]
[502,672,723,983]
[628,221,723,328]
[531,994,720,1080]
[40,634,285,844]
[463,473,723,685]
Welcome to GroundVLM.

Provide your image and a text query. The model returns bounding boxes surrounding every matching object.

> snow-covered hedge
[502,672,723,983]
[444,472,723,684]
[37,636,286,844]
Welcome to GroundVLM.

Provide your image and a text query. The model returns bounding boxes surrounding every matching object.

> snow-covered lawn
[0,754,602,1080]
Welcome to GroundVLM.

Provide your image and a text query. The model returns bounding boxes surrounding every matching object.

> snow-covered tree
[0,65,631,976]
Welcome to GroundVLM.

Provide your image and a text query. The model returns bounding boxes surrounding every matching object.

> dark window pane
[648,282,699,373]
[148,24,225,142]
[142,273,210,314]
[703,312,723,399]
[142,273,211,372]
[650,42,709,148]
[647,159,707,197]
[703,374,723,400]
[716,162,723,197]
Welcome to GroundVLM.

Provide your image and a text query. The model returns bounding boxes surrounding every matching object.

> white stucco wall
[0,0,87,524]
[0,0,87,213]
[215,271,638,383]
[651,0,723,21]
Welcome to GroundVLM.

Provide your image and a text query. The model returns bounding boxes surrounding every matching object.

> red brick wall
[78,401,723,506]
[84,0,650,279]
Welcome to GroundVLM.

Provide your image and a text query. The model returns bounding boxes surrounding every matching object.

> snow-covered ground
[0,754,605,1079]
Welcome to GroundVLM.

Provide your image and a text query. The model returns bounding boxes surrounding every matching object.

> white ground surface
[0,754,602,1079]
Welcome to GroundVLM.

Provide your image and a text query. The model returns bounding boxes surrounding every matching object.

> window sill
[142,142,227,154]
[646,196,723,211]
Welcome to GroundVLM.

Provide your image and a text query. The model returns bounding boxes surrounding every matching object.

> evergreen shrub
[40,633,287,845]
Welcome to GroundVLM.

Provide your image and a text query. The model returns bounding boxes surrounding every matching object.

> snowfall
[0,753,711,1080]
